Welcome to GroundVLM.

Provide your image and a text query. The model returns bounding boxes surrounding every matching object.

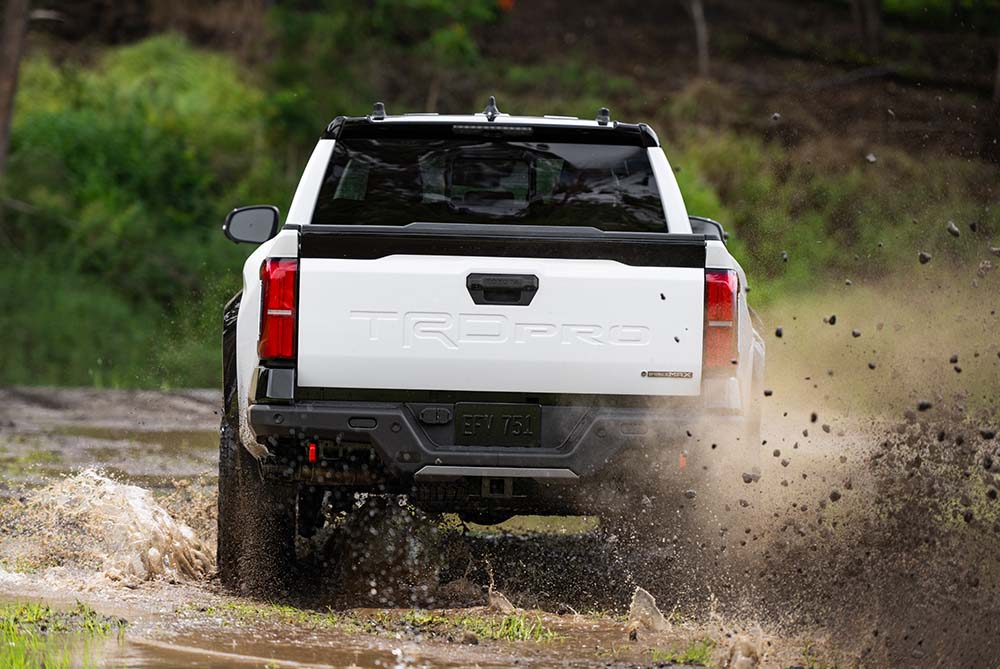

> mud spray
[0,265,997,667]
[0,469,214,587]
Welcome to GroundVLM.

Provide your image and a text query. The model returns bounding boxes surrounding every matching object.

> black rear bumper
[248,399,747,483]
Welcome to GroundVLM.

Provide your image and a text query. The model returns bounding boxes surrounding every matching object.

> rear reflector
[258,258,298,360]
[704,269,738,369]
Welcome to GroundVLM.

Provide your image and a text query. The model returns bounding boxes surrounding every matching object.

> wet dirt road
[0,387,724,668]
[1,374,998,668]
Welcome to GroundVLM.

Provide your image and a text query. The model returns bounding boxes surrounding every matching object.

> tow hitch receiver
[482,477,514,498]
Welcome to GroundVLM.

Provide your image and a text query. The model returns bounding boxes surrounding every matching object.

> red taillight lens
[258,258,298,360]
[704,269,738,369]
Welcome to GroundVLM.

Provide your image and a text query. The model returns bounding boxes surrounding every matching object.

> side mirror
[223,205,280,244]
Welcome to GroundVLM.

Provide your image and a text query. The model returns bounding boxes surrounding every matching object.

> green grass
[1,449,64,477]
[0,601,126,669]
[402,609,560,642]
[176,601,342,629]
[650,638,716,665]
[465,613,560,642]
[184,602,560,644]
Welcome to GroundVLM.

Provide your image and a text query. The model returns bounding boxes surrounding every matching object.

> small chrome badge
[642,371,694,379]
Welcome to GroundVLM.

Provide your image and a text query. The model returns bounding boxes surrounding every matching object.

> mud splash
[0,469,214,584]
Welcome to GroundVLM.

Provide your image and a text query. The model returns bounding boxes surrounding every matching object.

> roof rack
[482,95,501,122]
[321,102,659,147]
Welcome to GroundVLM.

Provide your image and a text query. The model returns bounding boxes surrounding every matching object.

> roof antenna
[596,107,611,125]
[483,95,500,122]
[370,101,386,120]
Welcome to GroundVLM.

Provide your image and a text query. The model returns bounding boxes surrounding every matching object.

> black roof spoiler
[322,98,659,146]
[322,116,658,147]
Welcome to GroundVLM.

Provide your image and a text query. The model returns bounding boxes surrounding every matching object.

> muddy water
[0,388,718,668]
[1,329,999,669]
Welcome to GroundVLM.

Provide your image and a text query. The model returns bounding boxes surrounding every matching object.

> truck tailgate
[295,226,706,397]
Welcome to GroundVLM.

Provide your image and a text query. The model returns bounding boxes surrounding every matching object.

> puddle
[0,591,720,669]
[0,426,217,492]
[54,426,218,455]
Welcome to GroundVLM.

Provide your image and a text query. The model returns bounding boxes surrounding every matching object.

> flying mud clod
[626,586,671,638]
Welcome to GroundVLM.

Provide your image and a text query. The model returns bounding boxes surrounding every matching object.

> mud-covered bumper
[248,399,749,482]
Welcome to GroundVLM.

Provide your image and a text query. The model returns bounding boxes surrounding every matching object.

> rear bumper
[248,399,749,482]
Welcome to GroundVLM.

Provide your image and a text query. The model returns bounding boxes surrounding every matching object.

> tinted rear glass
[311,135,667,232]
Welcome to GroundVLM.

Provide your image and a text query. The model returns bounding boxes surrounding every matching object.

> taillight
[704,269,738,369]
[258,258,298,360]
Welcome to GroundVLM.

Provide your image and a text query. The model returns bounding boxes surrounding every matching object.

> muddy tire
[216,417,242,588]
[217,419,297,596]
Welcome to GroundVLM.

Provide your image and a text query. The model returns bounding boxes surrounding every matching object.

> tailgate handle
[467,273,539,306]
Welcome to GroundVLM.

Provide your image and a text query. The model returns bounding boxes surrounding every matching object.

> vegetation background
[0,0,998,389]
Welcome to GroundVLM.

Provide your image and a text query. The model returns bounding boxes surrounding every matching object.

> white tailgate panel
[297,256,703,396]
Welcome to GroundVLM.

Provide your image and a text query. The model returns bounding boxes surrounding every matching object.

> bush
[1,35,286,387]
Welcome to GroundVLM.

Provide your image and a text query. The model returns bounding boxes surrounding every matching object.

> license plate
[454,403,542,448]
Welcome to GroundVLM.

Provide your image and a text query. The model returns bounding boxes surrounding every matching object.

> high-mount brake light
[258,258,298,360]
[704,269,738,369]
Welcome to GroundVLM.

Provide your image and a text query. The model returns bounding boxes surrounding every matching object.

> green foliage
[671,128,999,304]
[267,0,495,149]
[650,638,716,665]
[0,257,154,387]
[3,12,999,389]
[2,35,277,386]
[497,59,639,118]
[881,0,1000,31]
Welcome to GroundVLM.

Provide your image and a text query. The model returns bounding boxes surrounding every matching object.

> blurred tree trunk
[0,0,30,178]
[689,0,710,78]
[849,0,882,58]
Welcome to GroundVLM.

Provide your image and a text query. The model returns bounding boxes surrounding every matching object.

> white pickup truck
[217,100,764,593]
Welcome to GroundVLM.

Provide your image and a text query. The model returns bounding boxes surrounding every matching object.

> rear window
[311,135,667,232]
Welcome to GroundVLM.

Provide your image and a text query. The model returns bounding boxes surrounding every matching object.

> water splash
[1,469,214,584]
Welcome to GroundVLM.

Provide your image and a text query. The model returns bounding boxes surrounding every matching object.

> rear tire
[216,417,241,588]
[217,417,297,596]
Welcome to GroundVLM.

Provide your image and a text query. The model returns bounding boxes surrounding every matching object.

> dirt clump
[626,586,671,634]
